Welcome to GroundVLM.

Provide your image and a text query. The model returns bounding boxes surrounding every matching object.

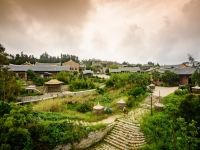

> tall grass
[33,99,65,112]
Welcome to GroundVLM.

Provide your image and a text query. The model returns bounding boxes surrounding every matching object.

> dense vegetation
[191,69,200,85]
[0,45,22,101]
[106,73,150,89]
[0,101,103,150]
[152,70,179,86]
[27,70,50,86]
[141,93,200,150]
[57,71,99,91]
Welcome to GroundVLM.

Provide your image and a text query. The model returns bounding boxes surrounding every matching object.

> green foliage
[0,100,11,117]
[69,78,95,91]
[161,70,179,86]
[128,87,145,98]
[96,93,112,104]
[191,70,200,85]
[126,94,147,108]
[0,102,34,150]
[106,73,150,88]
[19,89,42,97]
[104,107,112,114]
[0,101,101,150]
[26,70,47,86]
[0,68,22,101]
[174,89,189,95]
[57,71,76,84]
[141,113,172,150]
[0,44,9,65]
[152,71,162,82]
[178,94,200,131]
[29,121,89,149]
[141,94,199,150]
[9,51,36,65]
[96,87,106,94]
[77,102,92,113]
[109,64,119,69]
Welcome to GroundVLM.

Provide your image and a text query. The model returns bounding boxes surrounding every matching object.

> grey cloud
[0,0,200,64]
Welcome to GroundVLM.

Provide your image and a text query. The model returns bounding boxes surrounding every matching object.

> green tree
[0,44,9,65]
[191,70,200,86]
[162,71,179,86]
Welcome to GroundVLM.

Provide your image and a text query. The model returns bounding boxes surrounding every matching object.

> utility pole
[151,92,153,115]
[60,53,62,66]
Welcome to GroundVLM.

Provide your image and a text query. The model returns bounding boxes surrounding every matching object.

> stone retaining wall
[54,123,114,150]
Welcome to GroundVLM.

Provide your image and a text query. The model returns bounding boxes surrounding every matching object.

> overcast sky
[0,0,200,64]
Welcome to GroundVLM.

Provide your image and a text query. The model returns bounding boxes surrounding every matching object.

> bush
[57,71,76,84]
[128,87,145,98]
[104,107,112,114]
[0,100,11,117]
[191,70,200,86]
[69,78,95,91]
[161,70,179,86]
[174,89,189,95]
[96,87,106,94]
[127,96,134,107]
[106,73,150,88]
[26,70,47,86]
[77,102,92,113]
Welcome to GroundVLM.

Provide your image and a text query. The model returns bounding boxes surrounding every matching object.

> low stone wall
[54,123,114,150]
[17,89,96,104]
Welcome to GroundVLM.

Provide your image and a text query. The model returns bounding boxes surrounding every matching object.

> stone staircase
[92,96,160,150]
[94,142,120,150]
[94,118,146,150]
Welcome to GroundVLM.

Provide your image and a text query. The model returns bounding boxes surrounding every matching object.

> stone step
[115,122,140,131]
[94,142,119,150]
[104,138,129,150]
[105,134,146,146]
[112,126,141,135]
[109,131,145,142]
[111,129,145,138]
[117,119,140,127]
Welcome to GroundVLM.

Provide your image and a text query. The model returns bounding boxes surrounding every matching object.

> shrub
[191,70,200,86]
[0,100,11,117]
[96,87,106,94]
[57,71,76,84]
[77,102,92,113]
[174,89,189,95]
[69,78,95,91]
[127,96,134,107]
[161,70,179,86]
[26,70,47,86]
[106,73,150,88]
[128,87,145,98]
[104,107,112,114]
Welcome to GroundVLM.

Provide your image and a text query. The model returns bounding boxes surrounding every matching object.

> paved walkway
[153,86,178,97]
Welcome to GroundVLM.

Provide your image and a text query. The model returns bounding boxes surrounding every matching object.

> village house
[8,64,70,80]
[159,64,196,85]
[62,60,80,71]
[109,67,141,73]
